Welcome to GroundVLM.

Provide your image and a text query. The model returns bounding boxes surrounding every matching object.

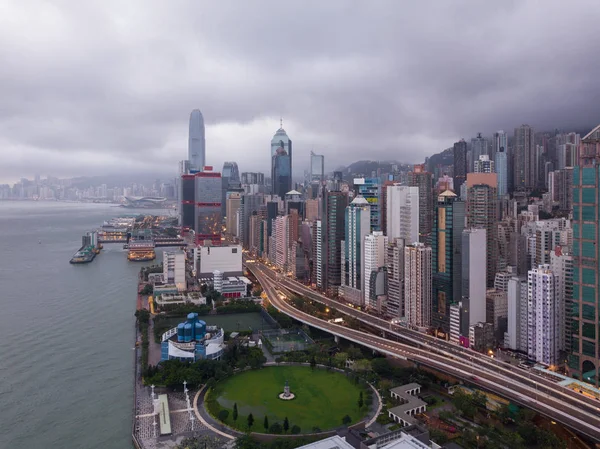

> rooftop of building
[583,123,600,142]
[438,189,457,197]
[350,195,369,205]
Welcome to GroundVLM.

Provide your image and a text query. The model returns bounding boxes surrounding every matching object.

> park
[206,365,370,434]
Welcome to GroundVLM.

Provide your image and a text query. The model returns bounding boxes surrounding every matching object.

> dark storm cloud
[0,0,599,182]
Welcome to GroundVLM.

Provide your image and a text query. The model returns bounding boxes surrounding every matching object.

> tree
[429,429,449,445]
[218,409,229,422]
[291,425,301,434]
[283,416,289,433]
[233,435,260,449]
[247,413,254,429]
[371,358,394,378]
[342,415,352,426]
[269,422,283,434]
[347,345,362,360]
[310,354,316,369]
[358,391,364,409]
[233,403,238,423]
[263,415,269,431]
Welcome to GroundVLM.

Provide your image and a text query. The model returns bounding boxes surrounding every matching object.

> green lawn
[208,366,368,433]
[207,313,275,332]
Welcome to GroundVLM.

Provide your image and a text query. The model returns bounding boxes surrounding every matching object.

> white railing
[161,327,178,342]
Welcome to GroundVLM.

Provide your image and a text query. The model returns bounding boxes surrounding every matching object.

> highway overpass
[247,260,600,443]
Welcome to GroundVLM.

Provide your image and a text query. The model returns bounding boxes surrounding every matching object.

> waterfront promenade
[132,272,226,449]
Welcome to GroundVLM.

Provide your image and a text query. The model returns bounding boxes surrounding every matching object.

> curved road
[247,261,600,442]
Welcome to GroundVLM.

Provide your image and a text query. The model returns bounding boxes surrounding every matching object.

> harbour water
[0,202,165,448]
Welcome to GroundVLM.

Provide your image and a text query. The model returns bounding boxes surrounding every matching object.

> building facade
[386,238,405,318]
[453,139,468,195]
[466,173,498,287]
[194,171,222,245]
[528,264,561,366]
[409,164,433,243]
[431,190,465,332]
[514,124,535,189]
[386,185,419,243]
[163,250,186,292]
[354,177,381,231]
[188,109,206,171]
[569,161,600,385]
[341,197,371,306]
[461,228,487,336]
[364,231,388,309]
[404,243,432,329]
[271,124,293,199]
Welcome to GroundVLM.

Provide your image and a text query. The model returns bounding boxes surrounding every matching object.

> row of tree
[219,404,303,434]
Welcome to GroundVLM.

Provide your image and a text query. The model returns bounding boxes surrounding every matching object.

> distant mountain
[425,147,453,171]
[334,160,412,179]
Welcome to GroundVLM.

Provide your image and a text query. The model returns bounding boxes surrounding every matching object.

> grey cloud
[0,0,599,182]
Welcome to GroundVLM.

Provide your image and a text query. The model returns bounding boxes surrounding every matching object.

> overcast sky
[1,0,599,183]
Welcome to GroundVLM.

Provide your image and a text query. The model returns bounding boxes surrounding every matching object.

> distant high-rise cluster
[172,110,600,388]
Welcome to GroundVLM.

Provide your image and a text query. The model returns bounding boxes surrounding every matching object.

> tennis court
[261,328,314,353]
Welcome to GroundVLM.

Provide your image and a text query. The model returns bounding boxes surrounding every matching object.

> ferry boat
[127,239,156,262]
[70,246,96,264]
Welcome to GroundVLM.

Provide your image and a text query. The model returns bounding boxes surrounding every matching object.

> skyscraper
[404,242,432,328]
[221,162,240,217]
[240,194,264,248]
[386,185,419,243]
[271,122,293,199]
[189,109,206,171]
[409,164,433,243]
[431,190,465,332]
[492,130,507,163]
[474,155,494,173]
[527,264,561,366]
[310,151,325,183]
[461,228,487,336]
[453,139,468,195]
[364,231,388,309]
[386,238,405,318]
[180,174,196,230]
[466,173,498,287]
[194,170,222,246]
[354,177,381,231]
[225,192,241,237]
[319,189,348,296]
[514,124,535,189]
[341,196,371,306]
[470,133,488,172]
[505,276,528,351]
[570,130,600,386]
[494,143,508,198]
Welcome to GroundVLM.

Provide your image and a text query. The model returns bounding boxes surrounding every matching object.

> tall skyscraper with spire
[271,119,292,199]
[189,109,206,171]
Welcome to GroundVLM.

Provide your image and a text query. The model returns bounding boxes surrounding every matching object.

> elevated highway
[247,260,600,442]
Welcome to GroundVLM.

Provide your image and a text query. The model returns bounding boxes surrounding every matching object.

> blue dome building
[160,313,224,362]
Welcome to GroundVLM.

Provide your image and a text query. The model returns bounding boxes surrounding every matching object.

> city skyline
[1,1,600,183]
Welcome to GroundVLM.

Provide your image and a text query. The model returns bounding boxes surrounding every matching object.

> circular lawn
[206,366,369,434]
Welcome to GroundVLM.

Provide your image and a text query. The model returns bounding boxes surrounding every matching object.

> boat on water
[70,246,96,264]
[70,231,101,264]
[127,239,156,262]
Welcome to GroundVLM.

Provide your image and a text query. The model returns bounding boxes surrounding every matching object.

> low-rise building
[154,292,206,308]
[194,245,243,278]
[388,383,427,427]
[213,272,252,298]
[469,322,494,352]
